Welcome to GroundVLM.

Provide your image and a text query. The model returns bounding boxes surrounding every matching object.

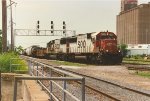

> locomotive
[25,31,123,64]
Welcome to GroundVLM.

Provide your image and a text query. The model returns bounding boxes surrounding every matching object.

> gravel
[22,56,150,101]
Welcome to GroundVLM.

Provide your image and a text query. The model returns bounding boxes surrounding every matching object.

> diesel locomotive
[24,31,123,64]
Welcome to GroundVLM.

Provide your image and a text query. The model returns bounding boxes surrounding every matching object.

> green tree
[118,44,128,57]
[14,46,24,54]
[0,30,2,53]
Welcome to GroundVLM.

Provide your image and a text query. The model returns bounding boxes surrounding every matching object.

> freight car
[46,31,123,64]
[25,45,47,58]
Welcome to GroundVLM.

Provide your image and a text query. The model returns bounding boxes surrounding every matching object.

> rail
[127,66,150,74]
[14,58,85,101]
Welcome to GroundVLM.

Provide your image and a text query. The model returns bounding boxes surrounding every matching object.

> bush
[0,52,28,72]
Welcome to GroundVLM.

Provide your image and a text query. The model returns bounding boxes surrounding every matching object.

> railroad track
[55,67,150,100]
[123,63,150,71]
[21,56,150,101]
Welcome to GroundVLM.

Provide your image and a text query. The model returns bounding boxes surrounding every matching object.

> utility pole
[8,0,16,50]
[2,0,7,52]
[10,0,14,50]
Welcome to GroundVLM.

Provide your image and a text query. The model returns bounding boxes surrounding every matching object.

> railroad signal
[51,21,54,34]
[37,20,40,34]
[63,21,66,29]
[63,21,66,35]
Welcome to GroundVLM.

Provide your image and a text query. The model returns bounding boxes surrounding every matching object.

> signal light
[37,20,40,34]
[37,20,40,24]
[63,21,66,29]
[37,25,40,29]
[63,21,65,25]
[63,26,66,29]
[63,21,66,35]
[51,21,53,24]
[50,21,54,34]
[63,31,66,34]
[37,30,40,33]
[51,25,53,29]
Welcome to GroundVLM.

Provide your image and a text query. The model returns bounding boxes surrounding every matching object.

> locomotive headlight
[106,50,109,52]
[118,50,121,52]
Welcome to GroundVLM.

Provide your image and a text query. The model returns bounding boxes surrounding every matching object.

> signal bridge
[14,29,76,37]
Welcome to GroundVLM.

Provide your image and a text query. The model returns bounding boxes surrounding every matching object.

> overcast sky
[0,0,149,48]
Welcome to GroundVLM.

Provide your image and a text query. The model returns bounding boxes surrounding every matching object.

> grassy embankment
[0,52,28,73]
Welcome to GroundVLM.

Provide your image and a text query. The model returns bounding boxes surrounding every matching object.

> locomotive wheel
[101,56,108,64]
[70,55,75,61]
[62,54,67,61]
[91,55,98,64]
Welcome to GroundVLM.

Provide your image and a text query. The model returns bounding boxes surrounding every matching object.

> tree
[118,44,128,57]
[0,30,2,53]
[14,46,24,54]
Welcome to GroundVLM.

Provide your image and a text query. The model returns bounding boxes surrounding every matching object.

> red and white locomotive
[46,31,122,64]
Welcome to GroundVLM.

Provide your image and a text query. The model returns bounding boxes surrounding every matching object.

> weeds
[0,52,28,73]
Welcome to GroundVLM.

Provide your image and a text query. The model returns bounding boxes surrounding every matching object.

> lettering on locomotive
[78,40,86,48]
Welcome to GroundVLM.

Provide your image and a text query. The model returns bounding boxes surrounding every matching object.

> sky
[0,0,149,48]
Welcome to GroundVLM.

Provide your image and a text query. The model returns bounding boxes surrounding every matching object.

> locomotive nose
[103,40,118,53]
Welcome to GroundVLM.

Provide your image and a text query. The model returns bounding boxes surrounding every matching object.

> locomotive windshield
[96,32,116,40]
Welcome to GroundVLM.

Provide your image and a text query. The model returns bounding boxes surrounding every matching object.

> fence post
[36,63,39,76]
[63,74,66,101]
[28,60,31,75]
[41,66,44,90]
[81,78,85,101]
[32,62,35,76]
[13,78,18,101]
[10,59,12,72]
[0,70,1,101]
[42,66,44,76]
[49,68,52,100]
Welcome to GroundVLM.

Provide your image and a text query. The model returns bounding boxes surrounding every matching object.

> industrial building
[117,0,150,44]
[127,44,150,56]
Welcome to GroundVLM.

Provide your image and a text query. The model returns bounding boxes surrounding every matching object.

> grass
[0,52,28,73]
[137,72,150,78]
[123,58,150,65]
[51,60,87,67]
